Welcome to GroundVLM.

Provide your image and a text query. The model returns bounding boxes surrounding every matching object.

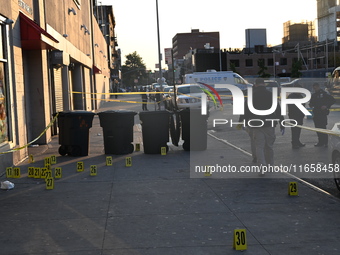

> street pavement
[1,95,340,254]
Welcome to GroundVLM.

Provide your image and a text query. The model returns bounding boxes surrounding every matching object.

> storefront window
[0,23,8,143]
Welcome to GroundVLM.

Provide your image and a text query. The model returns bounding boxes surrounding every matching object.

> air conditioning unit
[50,50,70,67]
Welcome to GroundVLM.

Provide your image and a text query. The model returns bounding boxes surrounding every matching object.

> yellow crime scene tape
[0,113,59,155]
[72,91,169,104]
[73,91,340,136]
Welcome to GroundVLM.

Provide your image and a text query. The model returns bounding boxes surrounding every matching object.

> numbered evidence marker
[45,178,54,190]
[77,161,84,172]
[135,143,140,152]
[90,165,97,176]
[54,167,62,179]
[34,167,41,179]
[44,157,51,167]
[45,170,53,179]
[13,167,21,178]
[50,155,57,165]
[204,166,212,177]
[28,167,35,178]
[125,157,132,167]
[233,229,247,251]
[288,181,298,196]
[41,168,48,179]
[6,167,13,178]
[161,147,167,156]
[106,156,113,166]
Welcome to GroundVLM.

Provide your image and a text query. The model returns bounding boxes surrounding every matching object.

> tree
[291,59,302,78]
[122,51,147,89]
[257,59,271,78]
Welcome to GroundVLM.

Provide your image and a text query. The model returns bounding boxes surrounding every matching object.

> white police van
[184,69,252,92]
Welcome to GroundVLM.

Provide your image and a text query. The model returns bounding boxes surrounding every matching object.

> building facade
[172,29,220,61]
[0,0,113,166]
[317,0,339,44]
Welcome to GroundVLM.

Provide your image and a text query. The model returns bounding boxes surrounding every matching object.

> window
[0,23,9,144]
[245,59,253,67]
[267,58,274,66]
[229,59,239,67]
[280,58,287,65]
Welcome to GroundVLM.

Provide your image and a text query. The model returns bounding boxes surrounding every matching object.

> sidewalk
[1,98,340,254]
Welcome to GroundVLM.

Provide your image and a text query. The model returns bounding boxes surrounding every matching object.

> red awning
[19,12,59,50]
[93,65,102,74]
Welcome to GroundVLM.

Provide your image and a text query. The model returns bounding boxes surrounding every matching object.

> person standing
[287,83,306,149]
[309,83,335,147]
[155,88,161,110]
[244,78,285,169]
[141,88,148,111]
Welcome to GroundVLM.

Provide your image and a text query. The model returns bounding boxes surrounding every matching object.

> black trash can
[98,110,137,154]
[57,110,95,156]
[179,108,208,151]
[139,110,171,154]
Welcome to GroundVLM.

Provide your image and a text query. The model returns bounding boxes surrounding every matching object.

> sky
[101,0,318,70]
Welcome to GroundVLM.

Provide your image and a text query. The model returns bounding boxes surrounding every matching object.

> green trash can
[98,110,137,154]
[57,110,95,156]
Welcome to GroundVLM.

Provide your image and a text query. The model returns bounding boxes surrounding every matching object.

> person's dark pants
[313,113,328,145]
[142,100,148,111]
[290,118,303,146]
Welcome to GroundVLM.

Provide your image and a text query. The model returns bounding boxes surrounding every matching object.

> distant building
[317,0,339,44]
[245,29,267,53]
[172,29,220,60]
[282,20,317,50]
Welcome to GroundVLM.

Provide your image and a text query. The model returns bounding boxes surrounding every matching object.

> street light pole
[156,0,163,87]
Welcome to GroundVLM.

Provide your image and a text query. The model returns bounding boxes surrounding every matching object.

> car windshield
[177,86,202,94]
[266,82,278,87]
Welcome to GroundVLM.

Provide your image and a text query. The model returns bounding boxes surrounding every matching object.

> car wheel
[333,152,340,191]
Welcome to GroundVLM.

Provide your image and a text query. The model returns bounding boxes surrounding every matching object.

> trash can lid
[139,110,171,116]
[58,110,95,116]
[97,110,137,116]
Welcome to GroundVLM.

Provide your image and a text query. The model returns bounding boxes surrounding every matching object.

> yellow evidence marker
[233,229,247,250]
[50,155,57,165]
[13,167,21,178]
[34,167,41,179]
[106,156,113,166]
[29,154,35,163]
[288,182,298,196]
[28,167,35,178]
[45,178,54,190]
[41,168,47,179]
[44,157,51,167]
[161,147,167,155]
[125,157,132,167]
[135,143,140,152]
[204,167,212,177]
[90,165,97,176]
[6,167,13,178]
[54,167,62,179]
[77,162,84,172]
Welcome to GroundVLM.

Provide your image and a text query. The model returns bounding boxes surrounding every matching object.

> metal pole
[156,0,162,88]
[219,49,222,71]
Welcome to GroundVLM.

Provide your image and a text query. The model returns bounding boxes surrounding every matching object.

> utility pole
[156,0,163,88]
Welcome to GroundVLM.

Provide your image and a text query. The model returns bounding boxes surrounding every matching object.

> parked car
[330,122,340,191]
[167,84,210,110]
[281,79,303,87]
